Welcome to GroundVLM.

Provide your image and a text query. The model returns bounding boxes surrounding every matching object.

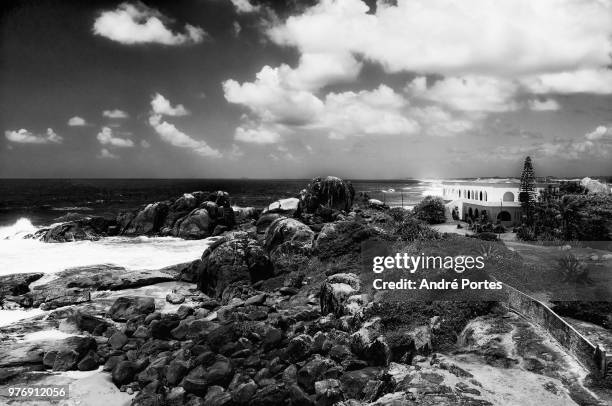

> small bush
[413,196,446,224]
[395,217,442,242]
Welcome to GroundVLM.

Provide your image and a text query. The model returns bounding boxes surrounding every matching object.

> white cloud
[235,125,281,144]
[407,76,519,112]
[585,125,611,141]
[151,93,190,116]
[527,99,561,111]
[98,148,119,159]
[492,125,612,160]
[97,126,135,147]
[230,0,260,14]
[268,0,612,77]
[223,65,324,125]
[102,109,129,119]
[93,2,206,45]
[411,106,476,137]
[5,128,63,144]
[67,116,87,126]
[522,69,612,95]
[140,140,151,148]
[317,85,419,138]
[148,114,221,158]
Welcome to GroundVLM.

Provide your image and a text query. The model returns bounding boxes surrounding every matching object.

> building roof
[441,181,559,188]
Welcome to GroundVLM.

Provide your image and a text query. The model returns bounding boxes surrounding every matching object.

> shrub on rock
[301,176,355,213]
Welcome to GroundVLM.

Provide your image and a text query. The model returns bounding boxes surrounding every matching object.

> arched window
[474,208,479,218]
[458,190,461,198]
[468,207,473,218]
[479,191,483,201]
[468,191,471,199]
[502,192,514,202]
[484,191,487,201]
[497,211,511,221]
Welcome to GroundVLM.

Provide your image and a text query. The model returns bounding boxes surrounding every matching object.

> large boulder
[320,273,361,317]
[208,191,230,206]
[43,336,97,371]
[173,208,212,239]
[160,193,200,233]
[263,218,315,254]
[37,217,116,242]
[107,296,155,322]
[263,197,300,216]
[301,176,355,213]
[0,272,43,302]
[255,213,285,234]
[122,202,169,236]
[197,237,273,297]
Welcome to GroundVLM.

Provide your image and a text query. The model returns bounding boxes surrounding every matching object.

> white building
[441,181,559,226]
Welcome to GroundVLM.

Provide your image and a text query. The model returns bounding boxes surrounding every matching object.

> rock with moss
[301,176,355,214]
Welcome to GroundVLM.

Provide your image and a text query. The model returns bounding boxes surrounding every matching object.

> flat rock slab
[0,273,44,301]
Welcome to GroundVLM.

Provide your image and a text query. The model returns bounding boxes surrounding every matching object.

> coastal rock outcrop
[263,217,315,255]
[197,236,273,297]
[300,176,355,213]
[263,197,300,216]
[123,202,169,236]
[35,216,118,242]
[172,208,213,239]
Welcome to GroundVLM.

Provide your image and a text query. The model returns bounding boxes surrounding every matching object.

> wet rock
[315,379,344,406]
[284,334,313,363]
[339,367,383,400]
[37,217,116,242]
[45,336,97,371]
[204,386,233,406]
[250,383,289,406]
[297,355,337,393]
[150,314,180,340]
[112,360,137,386]
[173,208,212,239]
[166,292,185,305]
[0,272,43,302]
[197,237,273,297]
[166,359,189,386]
[231,380,257,404]
[107,296,155,322]
[109,331,128,350]
[122,202,169,236]
[77,351,98,371]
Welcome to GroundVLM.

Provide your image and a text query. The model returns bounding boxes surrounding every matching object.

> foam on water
[0,218,212,275]
[0,308,46,327]
[0,217,38,240]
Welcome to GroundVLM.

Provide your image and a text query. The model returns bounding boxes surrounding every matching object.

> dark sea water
[0,178,436,227]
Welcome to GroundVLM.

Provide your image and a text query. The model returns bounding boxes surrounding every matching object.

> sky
[1,0,611,179]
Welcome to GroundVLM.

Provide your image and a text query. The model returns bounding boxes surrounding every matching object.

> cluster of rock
[30,191,259,242]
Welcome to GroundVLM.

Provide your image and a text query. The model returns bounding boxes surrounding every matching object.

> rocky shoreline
[0,176,609,405]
